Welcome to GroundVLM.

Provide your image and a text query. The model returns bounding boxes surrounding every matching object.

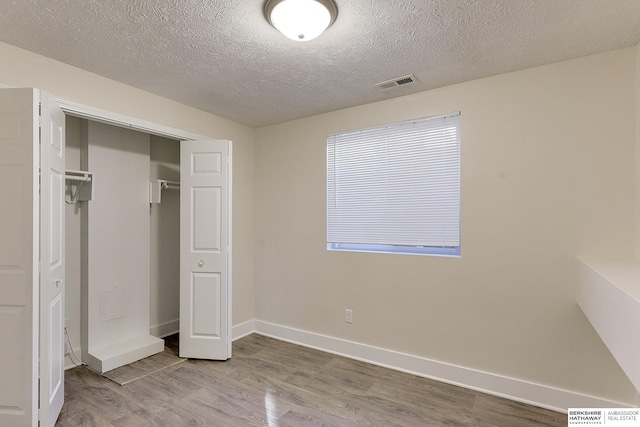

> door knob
[198,260,205,267]
[55,279,62,288]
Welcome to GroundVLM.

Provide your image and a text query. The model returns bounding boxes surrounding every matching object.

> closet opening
[65,116,182,373]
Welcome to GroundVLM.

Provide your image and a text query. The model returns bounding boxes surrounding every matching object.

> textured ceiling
[0,0,639,127]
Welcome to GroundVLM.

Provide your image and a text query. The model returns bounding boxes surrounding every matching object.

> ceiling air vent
[375,74,417,91]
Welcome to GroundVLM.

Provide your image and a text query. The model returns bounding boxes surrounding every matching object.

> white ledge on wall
[85,334,164,373]
[577,258,640,394]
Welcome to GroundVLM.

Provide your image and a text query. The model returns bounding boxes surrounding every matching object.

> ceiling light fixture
[264,0,338,42]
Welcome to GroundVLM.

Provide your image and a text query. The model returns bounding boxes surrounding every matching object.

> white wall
[149,135,180,337]
[254,48,638,405]
[0,42,256,348]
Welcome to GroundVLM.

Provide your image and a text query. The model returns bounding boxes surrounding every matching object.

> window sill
[327,243,460,257]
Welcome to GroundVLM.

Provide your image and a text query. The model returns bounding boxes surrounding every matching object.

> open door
[179,139,231,360]
[39,92,66,427]
[0,88,64,427]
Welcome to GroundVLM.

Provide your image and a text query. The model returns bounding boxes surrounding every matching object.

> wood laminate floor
[57,334,567,426]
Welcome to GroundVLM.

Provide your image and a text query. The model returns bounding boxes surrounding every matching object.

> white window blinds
[327,113,460,255]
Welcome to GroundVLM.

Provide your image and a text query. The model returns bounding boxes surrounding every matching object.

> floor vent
[375,74,417,91]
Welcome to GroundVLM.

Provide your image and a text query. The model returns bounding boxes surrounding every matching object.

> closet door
[0,88,65,427]
[39,92,65,427]
[0,88,38,427]
[179,139,231,360]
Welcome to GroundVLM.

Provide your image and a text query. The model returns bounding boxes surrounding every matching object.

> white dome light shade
[265,0,338,42]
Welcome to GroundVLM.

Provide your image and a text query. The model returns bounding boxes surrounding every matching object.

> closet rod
[160,180,180,190]
[65,174,92,182]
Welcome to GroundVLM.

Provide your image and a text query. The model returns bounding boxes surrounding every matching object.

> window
[327,113,460,256]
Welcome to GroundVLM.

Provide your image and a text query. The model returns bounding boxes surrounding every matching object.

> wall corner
[636,41,640,260]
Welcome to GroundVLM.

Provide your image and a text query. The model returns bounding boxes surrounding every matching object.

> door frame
[0,85,211,141]
[56,99,210,141]
[55,98,233,352]
[55,98,233,353]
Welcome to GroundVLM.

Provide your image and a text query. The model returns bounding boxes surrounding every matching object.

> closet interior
[65,116,181,372]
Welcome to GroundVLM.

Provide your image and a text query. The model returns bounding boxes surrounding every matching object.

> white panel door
[39,92,65,427]
[0,88,39,427]
[180,139,231,360]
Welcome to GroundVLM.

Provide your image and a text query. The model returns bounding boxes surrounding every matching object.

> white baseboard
[249,320,632,413]
[150,319,180,338]
[232,319,256,341]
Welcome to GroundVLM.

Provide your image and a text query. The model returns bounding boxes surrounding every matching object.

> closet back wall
[65,120,182,367]
[83,121,154,359]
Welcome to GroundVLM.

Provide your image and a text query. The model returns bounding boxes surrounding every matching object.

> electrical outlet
[345,309,353,324]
